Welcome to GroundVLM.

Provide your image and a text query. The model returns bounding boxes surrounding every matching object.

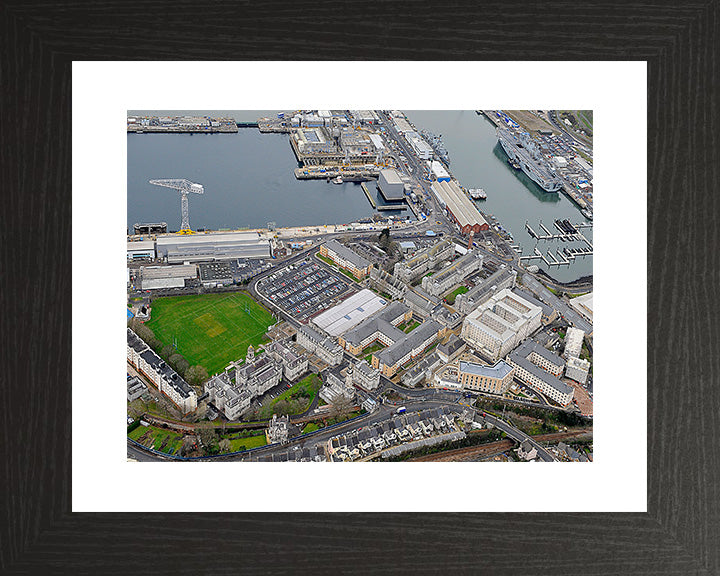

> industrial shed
[155,231,272,263]
[377,169,405,201]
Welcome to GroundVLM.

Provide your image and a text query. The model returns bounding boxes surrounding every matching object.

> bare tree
[196,420,218,449]
[218,438,231,453]
[330,395,354,420]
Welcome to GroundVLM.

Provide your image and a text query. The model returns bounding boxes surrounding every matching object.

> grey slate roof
[341,302,409,346]
[324,239,371,269]
[375,320,442,367]
[509,341,572,396]
[512,287,555,317]
[437,334,465,357]
[459,360,514,380]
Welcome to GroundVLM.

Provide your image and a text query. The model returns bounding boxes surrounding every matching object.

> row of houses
[327,408,457,461]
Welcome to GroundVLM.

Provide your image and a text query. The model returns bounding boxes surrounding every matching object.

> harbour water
[406,111,592,282]
[128,110,592,282]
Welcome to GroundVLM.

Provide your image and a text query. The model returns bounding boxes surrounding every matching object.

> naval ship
[496,126,562,192]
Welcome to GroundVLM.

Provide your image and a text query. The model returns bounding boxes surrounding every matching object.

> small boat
[581,208,593,220]
[469,188,486,200]
[332,176,343,185]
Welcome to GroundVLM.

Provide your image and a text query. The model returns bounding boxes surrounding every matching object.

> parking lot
[257,259,353,321]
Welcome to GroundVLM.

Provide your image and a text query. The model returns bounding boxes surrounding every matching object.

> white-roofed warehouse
[311,289,388,337]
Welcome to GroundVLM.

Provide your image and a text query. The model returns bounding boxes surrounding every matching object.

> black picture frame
[2,2,718,574]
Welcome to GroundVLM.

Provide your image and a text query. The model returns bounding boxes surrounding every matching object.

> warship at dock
[496,126,562,192]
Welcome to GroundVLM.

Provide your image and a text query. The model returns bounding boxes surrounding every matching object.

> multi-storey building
[565,356,591,385]
[461,288,542,361]
[352,360,381,390]
[393,239,454,283]
[338,302,412,354]
[296,324,344,366]
[319,239,373,279]
[372,320,446,377]
[369,267,406,300]
[232,346,282,396]
[563,327,585,359]
[266,414,290,445]
[437,334,467,363]
[458,360,515,395]
[507,340,573,407]
[264,339,309,382]
[204,345,293,421]
[421,250,484,297]
[319,368,356,405]
[126,328,197,414]
[455,267,517,314]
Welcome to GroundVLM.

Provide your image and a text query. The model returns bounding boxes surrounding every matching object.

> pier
[127,116,238,133]
[525,219,593,249]
[293,167,379,181]
[520,218,593,266]
[361,182,376,208]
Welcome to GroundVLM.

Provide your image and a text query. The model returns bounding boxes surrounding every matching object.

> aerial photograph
[127,110,594,463]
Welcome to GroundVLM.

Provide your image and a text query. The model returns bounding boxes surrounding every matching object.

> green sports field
[145,292,275,376]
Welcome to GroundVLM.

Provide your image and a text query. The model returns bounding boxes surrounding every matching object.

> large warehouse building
[377,168,405,201]
[155,232,272,263]
[311,289,388,337]
[431,180,489,234]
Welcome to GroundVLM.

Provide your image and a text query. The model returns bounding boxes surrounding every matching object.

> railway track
[408,429,592,462]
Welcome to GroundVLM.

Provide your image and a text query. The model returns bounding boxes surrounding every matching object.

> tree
[196,420,218,449]
[185,365,209,386]
[330,395,354,420]
[219,438,231,453]
[195,402,208,420]
[168,353,189,376]
[161,344,175,360]
[378,228,391,249]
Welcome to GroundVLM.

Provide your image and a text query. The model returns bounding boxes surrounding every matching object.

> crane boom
[149,179,204,231]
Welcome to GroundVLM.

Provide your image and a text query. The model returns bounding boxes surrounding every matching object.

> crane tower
[149,179,204,232]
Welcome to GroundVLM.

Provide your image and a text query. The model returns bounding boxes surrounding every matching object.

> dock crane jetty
[149,179,204,234]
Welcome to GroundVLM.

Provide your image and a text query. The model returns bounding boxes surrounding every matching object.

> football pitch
[145,292,275,376]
